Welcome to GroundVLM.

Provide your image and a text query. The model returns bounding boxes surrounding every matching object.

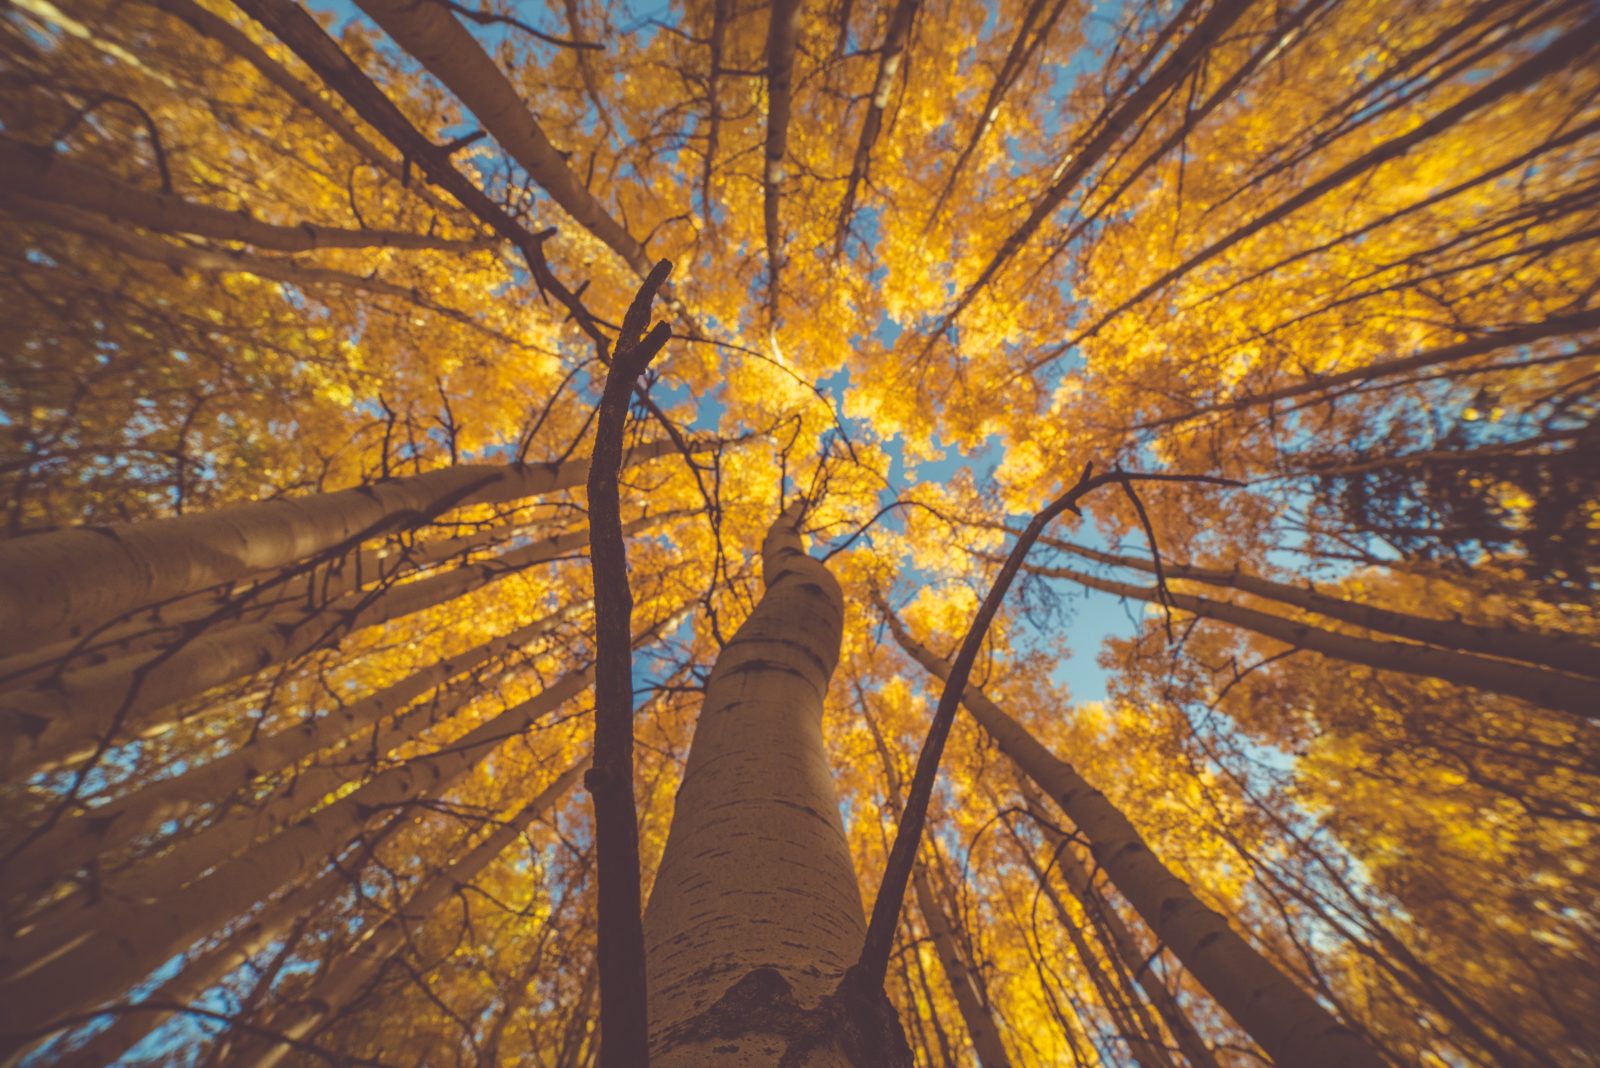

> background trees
[1,0,1595,1063]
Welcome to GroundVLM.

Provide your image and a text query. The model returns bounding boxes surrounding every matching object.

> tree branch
[585,259,673,1067]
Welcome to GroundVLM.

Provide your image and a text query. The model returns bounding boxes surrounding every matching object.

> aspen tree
[0,604,586,901]
[234,758,588,1068]
[49,818,407,1068]
[0,438,687,653]
[1,516,658,777]
[1007,782,1223,1068]
[0,656,605,1042]
[0,137,484,253]
[1019,561,1600,719]
[0,510,555,684]
[860,687,1013,1068]
[351,0,653,279]
[1002,832,1176,1068]
[886,611,1382,1068]
[910,867,1017,1068]
[1027,533,1600,678]
[642,503,891,1064]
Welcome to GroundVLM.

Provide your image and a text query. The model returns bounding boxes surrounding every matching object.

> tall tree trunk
[859,686,1009,1067]
[48,818,402,1068]
[1014,785,1224,1068]
[0,437,684,654]
[998,813,1176,1068]
[0,603,584,902]
[0,136,484,253]
[134,0,459,214]
[833,0,919,254]
[234,759,588,1068]
[1021,561,1600,719]
[352,0,648,280]
[1031,534,1600,679]
[6,682,478,932]
[1,516,652,777]
[761,0,802,327]
[885,612,1382,1068]
[910,867,1015,1068]
[642,504,890,1064]
[0,652,609,1046]
[0,508,564,685]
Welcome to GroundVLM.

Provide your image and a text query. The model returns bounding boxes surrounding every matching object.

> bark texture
[1025,562,1600,719]
[1,520,619,777]
[0,438,681,654]
[642,504,878,1065]
[886,614,1382,1068]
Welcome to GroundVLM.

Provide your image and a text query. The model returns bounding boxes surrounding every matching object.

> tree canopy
[1,0,1596,1063]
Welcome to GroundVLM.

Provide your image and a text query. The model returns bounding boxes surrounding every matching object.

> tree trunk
[761,0,802,326]
[234,0,609,347]
[998,813,1176,1068]
[859,685,1008,1067]
[0,136,484,253]
[0,509,559,685]
[1,517,651,778]
[352,0,651,280]
[0,603,585,903]
[910,867,1015,1068]
[833,0,919,254]
[0,437,683,654]
[48,819,401,1068]
[642,504,892,1064]
[1014,785,1224,1068]
[885,613,1382,1068]
[1024,562,1600,719]
[135,0,459,215]
[235,758,588,1068]
[0,653,606,1045]
[1034,534,1600,679]
[5,681,476,929]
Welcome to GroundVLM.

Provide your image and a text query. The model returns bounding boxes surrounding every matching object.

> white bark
[0,438,684,654]
[643,504,865,1064]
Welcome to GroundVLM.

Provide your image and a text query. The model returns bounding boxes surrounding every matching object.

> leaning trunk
[887,613,1382,1068]
[0,603,583,902]
[0,439,684,654]
[1016,784,1223,1068]
[910,866,1015,1068]
[235,759,588,1068]
[1025,562,1600,719]
[0,658,603,1043]
[49,818,403,1068]
[2,517,646,777]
